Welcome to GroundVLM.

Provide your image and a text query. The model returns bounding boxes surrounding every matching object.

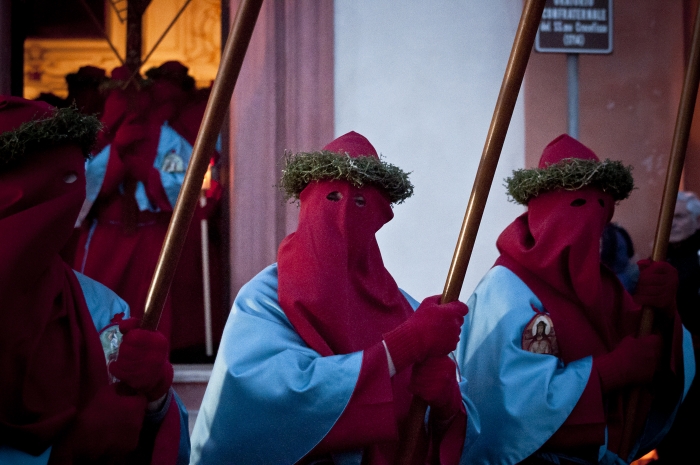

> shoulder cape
[456,265,695,464]
[189,264,364,464]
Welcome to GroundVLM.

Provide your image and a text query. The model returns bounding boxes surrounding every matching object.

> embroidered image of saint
[162,149,186,173]
[99,323,123,383]
[522,308,559,356]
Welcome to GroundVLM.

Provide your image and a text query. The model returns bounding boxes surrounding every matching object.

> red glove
[409,356,463,422]
[634,259,678,319]
[66,384,147,460]
[594,334,663,393]
[383,296,468,373]
[109,318,173,401]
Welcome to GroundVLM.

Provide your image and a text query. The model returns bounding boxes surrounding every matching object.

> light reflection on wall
[23,0,221,99]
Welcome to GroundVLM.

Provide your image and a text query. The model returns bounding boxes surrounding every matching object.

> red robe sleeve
[308,344,467,465]
[311,343,398,453]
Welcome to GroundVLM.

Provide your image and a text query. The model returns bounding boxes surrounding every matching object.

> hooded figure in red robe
[68,62,223,357]
[456,134,691,465]
[189,131,469,464]
[278,132,470,463]
[0,96,185,464]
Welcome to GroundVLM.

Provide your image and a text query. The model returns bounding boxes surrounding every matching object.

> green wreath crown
[505,158,634,205]
[279,150,414,204]
[0,106,102,172]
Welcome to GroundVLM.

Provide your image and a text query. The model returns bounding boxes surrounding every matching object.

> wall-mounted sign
[535,0,613,54]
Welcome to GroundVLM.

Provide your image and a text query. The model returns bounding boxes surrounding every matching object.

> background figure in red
[0,96,188,464]
[34,65,108,117]
[68,62,223,361]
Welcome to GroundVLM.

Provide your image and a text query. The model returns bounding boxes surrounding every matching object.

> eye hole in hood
[326,191,342,202]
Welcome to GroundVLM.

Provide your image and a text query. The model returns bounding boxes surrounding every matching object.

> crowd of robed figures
[0,75,697,464]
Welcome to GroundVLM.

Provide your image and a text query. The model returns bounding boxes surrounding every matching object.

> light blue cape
[190,264,366,464]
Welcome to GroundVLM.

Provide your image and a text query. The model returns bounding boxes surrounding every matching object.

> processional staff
[200,163,214,357]
[618,3,700,460]
[395,1,547,464]
[141,0,265,331]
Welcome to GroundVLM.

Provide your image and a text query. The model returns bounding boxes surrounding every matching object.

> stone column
[224,0,334,301]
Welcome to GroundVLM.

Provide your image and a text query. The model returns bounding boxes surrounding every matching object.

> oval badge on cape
[522,305,560,357]
[162,150,186,173]
[99,323,122,383]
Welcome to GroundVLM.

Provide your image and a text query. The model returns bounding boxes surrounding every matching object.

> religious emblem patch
[162,150,186,173]
[522,304,559,356]
[99,314,124,383]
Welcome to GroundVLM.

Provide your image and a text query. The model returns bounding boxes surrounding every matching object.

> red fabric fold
[149,396,182,465]
[309,343,399,458]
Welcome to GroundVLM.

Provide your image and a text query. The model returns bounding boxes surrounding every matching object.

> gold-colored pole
[618,3,700,460]
[394,1,547,464]
[141,0,264,331]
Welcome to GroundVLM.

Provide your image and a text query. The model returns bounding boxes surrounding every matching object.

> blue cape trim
[134,122,193,212]
[84,144,110,205]
[173,391,191,465]
[74,270,130,330]
[0,445,51,465]
[190,264,363,464]
[456,266,591,464]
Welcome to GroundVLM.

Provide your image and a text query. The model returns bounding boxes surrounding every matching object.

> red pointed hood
[0,96,107,454]
[277,132,414,356]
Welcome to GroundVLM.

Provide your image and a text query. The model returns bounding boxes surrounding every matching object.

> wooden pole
[141,0,264,331]
[618,4,700,460]
[125,0,151,73]
[200,195,214,356]
[394,1,547,464]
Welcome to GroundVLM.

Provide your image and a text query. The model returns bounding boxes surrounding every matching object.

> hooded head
[277,132,415,355]
[65,65,108,116]
[0,97,100,281]
[146,61,195,103]
[498,134,634,309]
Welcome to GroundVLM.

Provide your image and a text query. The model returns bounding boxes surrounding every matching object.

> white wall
[334,0,527,301]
